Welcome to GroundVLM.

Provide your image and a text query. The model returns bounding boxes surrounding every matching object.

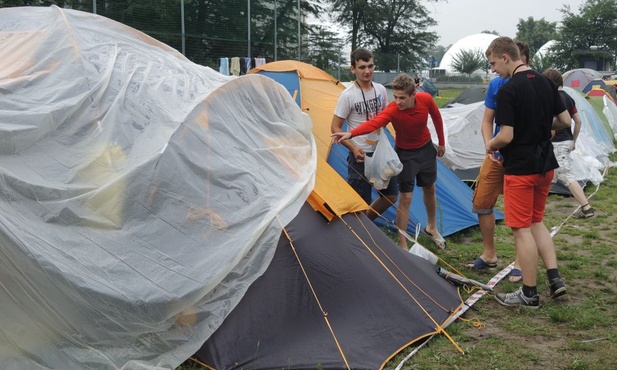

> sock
[547,268,560,281]
[522,284,537,298]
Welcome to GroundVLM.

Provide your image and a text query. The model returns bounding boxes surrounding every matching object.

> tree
[550,0,617,71]
[481,30,500,36]
[305,24,344,74]
[427,44,447,66]
[515,17,557,57]
[329,0,441,72]
[329,0,366,52]
[450,48,485,76]
[532,53,555,74]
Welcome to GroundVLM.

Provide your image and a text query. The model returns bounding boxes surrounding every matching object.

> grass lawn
[384,154,617,370]
[433,87,466,106]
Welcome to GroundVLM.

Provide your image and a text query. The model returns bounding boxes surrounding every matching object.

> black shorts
[395,141,437,193]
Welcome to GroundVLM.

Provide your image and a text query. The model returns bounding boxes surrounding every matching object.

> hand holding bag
[364,129,403,190]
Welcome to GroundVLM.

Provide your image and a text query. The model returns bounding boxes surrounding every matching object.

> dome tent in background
[439,33,499,74]
[563,68,604,90]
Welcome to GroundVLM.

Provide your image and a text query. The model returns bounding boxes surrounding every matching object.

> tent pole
[274,0,277,61]
[181,0,185,55]
[248,0,251,59]
[297,0,301,60]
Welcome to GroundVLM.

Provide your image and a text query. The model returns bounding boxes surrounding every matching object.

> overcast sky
[427,0,585,47]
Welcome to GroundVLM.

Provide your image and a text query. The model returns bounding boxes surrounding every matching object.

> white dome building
[536,40,557,59]
[439,33,499,74]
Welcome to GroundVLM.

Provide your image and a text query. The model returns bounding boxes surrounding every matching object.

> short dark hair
[350,48,373,67]
[515,40,530,64]
[391,73,416,95]
[543,68,564,87]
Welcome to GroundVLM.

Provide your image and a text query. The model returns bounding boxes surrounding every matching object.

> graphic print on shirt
[354,95,383,121]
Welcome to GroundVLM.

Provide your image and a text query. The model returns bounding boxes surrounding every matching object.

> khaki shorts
[472,155,505,214]
[553,140,576,185]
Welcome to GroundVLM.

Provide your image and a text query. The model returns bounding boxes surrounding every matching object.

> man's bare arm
[552,110,571,131]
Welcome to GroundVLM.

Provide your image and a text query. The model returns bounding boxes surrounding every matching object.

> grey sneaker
[573,207,595,219]
[549,277,567,299]
[495,287,539,309]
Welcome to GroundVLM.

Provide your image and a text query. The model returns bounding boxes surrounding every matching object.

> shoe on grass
[495,287,539,309]
[549,277,567,299]
[464,257,497,270]
[573,206,594,219]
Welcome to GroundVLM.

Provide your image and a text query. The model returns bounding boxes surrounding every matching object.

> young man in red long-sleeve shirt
[332,73,446,250]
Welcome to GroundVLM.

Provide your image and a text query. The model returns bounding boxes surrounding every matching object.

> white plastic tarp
[603,95,617,141]
[0,6,316,370]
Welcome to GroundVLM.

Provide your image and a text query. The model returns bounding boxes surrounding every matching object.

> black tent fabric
[418,78,439,97]
[194,204,463,370]
[442,86,486,107]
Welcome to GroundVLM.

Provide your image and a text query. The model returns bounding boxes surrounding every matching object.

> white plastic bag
[364,129,403,189]
[408,223,438,265]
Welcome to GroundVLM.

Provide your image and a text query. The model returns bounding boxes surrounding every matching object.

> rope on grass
[550,164,608,238]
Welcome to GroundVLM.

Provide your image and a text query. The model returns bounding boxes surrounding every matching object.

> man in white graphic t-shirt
[331,48,398,220]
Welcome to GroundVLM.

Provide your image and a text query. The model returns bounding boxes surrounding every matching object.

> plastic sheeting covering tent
[563,86,615,185]
[603,95,617,141]
[250,61,481,236]
[0,6,317,370]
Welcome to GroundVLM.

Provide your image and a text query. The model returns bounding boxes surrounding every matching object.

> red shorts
[503,170,554,229]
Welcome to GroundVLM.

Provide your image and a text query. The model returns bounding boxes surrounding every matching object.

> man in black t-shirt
[485,37,571,308]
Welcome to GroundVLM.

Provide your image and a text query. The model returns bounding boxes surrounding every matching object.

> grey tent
[194,203,463,370]
[418,77,439,97]
[442,86,486,107]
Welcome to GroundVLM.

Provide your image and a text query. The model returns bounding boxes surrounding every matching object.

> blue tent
[250,61,490,237]
[328,130,488,236]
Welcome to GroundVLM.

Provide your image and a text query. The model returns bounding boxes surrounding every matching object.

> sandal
[508,268,523,283]
[465,257,498,270]
[423,227,446,249]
